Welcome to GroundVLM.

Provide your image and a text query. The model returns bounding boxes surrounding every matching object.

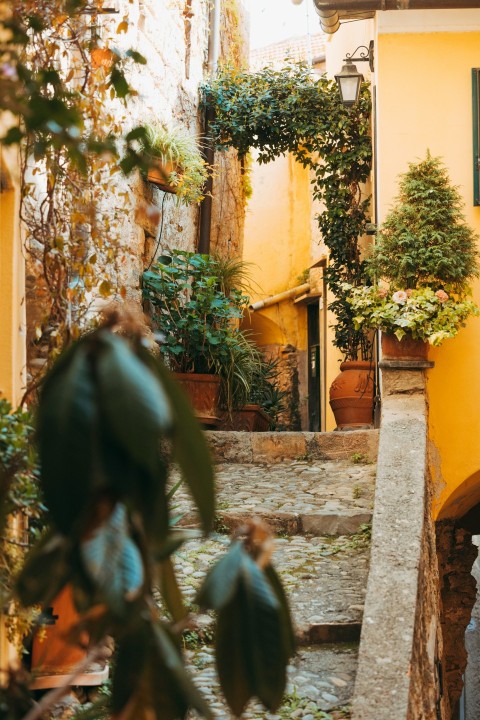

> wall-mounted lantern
[335,40,374,107]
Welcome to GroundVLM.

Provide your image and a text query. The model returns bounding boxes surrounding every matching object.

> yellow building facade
[326,8,480,521]
[374,10,480,523]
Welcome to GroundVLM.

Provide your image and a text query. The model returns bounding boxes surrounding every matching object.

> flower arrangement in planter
[349,152,480,357]
[140,123,210,205]
[142,251,258,425]
[347,285,478,348]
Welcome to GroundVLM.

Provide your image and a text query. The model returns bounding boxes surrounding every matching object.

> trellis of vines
[202,63,373,360]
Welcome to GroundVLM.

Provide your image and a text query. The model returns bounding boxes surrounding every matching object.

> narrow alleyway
[170,430,379,719]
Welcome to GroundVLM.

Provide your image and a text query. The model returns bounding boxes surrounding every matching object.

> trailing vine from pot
[202,63,373,360]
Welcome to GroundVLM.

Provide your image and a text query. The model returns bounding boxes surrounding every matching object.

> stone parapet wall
[352,366,448,720]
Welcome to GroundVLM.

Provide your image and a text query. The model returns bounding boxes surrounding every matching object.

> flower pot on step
[218,404,272,432]
[175,372,221,428]
[329,360,374,430]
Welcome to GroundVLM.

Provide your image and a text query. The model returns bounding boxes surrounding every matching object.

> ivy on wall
[203,64,373,360]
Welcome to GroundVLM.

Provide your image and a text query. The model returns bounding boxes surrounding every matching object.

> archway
[436,476,480,719]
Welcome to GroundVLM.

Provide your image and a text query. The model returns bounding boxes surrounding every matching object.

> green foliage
[0,400,40,525]
[0,400,43,645]
[13,323,294,718]
[369,152,480,290]
[143,251,247,375]
[197,541,294,715]
[143,251,266,414]
[0,0,147,170]
[203,64,373,359]
[347,284,479,345]
[140,123,210,205]
[248,356,288,425]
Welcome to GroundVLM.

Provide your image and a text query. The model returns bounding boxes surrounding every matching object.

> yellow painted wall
[376,29,480,518]
[0,185,25,406]
[242,152,311,426]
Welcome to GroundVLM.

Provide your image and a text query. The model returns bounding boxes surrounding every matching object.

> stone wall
[352,360,480,720]
[436,521,477,718]
[23,0,248,378]
[119,0,247,274]
[352,364,448,720]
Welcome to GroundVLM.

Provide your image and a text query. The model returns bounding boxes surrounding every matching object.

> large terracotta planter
[381,333,429,361]
[218,404,272,432]
[175,373,221,428]
[30,585,109,689]
[329,360,374,430]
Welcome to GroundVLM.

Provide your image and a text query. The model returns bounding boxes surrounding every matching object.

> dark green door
[307,303,321,432]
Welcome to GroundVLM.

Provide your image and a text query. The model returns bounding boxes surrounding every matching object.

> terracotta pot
[218,404,272,432]
[146,161,177,194]
[381,333,429,361]
[175,373,221,428]
[30,585,109,689]
[329,360,374,430]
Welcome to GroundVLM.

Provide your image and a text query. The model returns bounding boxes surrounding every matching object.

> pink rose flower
[392,290,408,304]
[435,289,449,303]
[377,288,388,299]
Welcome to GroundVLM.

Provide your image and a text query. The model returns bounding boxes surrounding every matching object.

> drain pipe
[249,283,311,311]
[313,0,480,33]
[198,0,221,254]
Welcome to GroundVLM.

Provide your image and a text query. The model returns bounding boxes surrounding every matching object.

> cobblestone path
[171,430,379,720]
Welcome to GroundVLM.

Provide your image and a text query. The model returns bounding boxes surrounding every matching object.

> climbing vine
[0,0,155,394]
[203,64,373,360]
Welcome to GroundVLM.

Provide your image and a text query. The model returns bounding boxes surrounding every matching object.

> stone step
[186,642,358,719]
[172,457,376,536]
[171,534,370,643]
[206,429,379,465]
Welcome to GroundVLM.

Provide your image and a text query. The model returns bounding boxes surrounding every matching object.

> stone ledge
[352,388,429,719]
[206,429,379,464]
[379,359,434,370]
[179,509,372,537]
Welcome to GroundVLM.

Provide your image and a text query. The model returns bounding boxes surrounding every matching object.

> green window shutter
[473,68,480,206]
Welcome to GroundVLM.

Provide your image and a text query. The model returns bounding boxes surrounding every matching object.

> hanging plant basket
[146,160,177,194]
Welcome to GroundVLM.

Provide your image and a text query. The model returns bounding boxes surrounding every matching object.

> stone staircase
[171,429,379,720]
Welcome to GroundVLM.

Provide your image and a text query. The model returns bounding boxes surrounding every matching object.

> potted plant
[219,352,287,432]
[142,251,253,426]
[348,152,479,358]
[140,123,210,205]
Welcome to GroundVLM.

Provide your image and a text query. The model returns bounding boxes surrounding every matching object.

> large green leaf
[96,333,172,479]
[196,541,244,610]
[264,564,296,660]
[80,503,144,616]
[37,342,97,533]
[215,587,253,716]
[215,550,287,714]
[15,530,70,607]
[143,353,215,534]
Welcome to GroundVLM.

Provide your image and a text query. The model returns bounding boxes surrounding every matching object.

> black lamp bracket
[344,40,374,73]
